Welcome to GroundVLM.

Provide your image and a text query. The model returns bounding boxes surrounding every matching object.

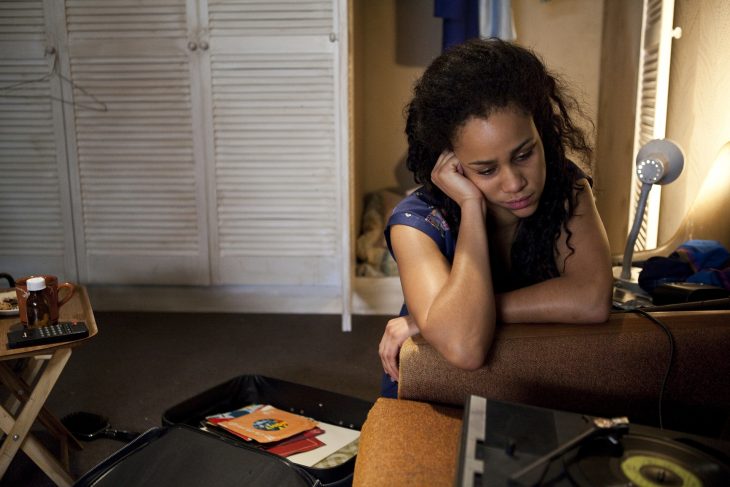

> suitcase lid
[75,425,319,487]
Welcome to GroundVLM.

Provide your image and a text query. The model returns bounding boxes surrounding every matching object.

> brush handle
[103,429,140,442]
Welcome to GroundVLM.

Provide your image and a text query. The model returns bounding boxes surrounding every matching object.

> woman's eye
[478,167,496,176]
[515,149,533,161]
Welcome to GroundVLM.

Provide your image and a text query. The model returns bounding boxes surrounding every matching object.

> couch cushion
[353,398,462,486]
[398,310,730,434]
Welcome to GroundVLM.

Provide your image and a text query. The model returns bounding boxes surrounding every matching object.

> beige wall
[512,0,604,152]
[353,0,440,205]
[659,0,730,243]
[595,0,730,254]
[593,1,642,253]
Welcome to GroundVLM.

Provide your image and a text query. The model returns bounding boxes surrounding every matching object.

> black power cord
[631,308,676,429]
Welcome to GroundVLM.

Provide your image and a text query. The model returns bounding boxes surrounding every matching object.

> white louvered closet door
[0,0,77,280]
[628,0,679,250]
[62,0,211,284]
[201,0,348,287]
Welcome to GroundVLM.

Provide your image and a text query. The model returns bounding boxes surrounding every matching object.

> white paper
[287,420,360,467]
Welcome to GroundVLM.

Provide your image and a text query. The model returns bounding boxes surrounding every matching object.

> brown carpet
[1,312,388,486]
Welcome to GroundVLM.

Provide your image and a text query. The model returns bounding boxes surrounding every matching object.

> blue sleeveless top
[384,188,456,266]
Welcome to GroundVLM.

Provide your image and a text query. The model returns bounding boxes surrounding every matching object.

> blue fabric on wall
[435,0,481,51]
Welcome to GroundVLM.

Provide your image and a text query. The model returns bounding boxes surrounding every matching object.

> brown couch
[353,309,730,486]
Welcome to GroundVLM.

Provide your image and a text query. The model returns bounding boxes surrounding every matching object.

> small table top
[0,286,98,360]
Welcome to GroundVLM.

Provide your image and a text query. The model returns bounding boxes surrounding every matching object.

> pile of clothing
[638,239,730,294]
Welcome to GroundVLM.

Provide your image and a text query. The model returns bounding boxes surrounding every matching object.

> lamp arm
[621,182,653,280]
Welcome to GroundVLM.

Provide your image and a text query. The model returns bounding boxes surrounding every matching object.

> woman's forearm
[496,274,612,324]
[417,198,497,369]
[495,181,613,325]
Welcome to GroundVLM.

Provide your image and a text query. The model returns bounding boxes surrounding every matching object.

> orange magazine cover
[217,405,318,443]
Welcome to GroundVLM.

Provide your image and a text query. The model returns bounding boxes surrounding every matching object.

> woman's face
[452,108,547,225]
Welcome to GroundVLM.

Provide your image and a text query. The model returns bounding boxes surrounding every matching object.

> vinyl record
[565,434,730,487]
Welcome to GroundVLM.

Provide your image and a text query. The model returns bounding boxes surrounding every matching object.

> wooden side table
[0,286,98,486]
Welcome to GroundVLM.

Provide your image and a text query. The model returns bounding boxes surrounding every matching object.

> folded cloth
[639,239,730,293]
[675,239,730,271]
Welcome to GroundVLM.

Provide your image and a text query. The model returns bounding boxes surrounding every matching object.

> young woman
[379,38,612,398]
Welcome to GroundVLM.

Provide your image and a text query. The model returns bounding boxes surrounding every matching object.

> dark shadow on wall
[395,0,442,66]
[393,154,416,194]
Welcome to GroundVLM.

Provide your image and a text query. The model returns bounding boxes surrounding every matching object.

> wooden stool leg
[0,360,83,452]
[0,405,73,486]
[0,348,73,485]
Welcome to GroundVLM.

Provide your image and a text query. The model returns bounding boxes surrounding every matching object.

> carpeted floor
[2,311,389,486]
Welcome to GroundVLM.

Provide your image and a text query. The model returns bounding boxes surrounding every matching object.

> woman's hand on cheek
[431,150,483,207]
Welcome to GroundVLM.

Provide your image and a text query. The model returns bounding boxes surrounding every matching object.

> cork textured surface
[353,398,462,486]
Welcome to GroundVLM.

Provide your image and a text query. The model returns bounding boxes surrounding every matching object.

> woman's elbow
[581,285,612,323]
[441,337,492,371]
[584,300,611,323]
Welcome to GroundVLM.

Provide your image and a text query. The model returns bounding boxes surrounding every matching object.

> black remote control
[6,321,89,349]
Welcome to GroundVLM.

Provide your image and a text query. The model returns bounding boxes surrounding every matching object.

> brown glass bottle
[26,276,50,328]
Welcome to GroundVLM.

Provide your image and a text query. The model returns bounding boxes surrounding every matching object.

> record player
[456,395,730,486]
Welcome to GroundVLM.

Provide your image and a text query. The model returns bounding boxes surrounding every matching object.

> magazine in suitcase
[161,375,373,485]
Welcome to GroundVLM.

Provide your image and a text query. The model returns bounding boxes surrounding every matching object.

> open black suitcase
[75,375,373,487]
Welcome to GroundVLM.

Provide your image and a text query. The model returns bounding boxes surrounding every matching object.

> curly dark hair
[405,38,593,288]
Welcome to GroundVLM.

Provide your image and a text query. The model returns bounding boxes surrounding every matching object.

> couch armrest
[353,398,462,486]
[398,310,730,430]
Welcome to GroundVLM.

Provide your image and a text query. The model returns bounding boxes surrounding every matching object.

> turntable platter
[566,434,730,487]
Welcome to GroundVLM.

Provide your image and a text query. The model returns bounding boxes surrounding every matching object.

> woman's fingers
[431,151,460,181]
[456,161,464,175]
[379,315,421,381]
[383,333,401,379]
[379,317,404,379]
[431,151,458,191]
[378,328,399,380]
[431,150,482,204]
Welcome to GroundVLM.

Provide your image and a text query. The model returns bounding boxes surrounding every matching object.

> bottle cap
[27,276,47,292]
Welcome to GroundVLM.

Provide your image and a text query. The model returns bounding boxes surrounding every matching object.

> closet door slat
[204,0,345,286]
[0,0,77,279]
[64,0,210,284]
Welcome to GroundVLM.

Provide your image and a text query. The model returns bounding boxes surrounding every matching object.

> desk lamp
[616,139,685,290]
